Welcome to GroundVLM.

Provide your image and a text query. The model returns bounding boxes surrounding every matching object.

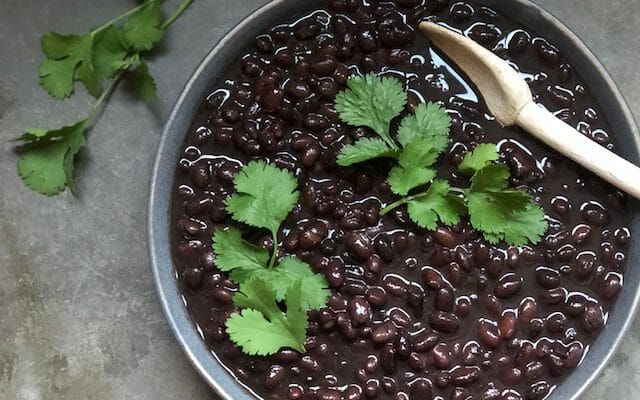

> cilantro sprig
[214,161,330,355]
[13,0,193,196]
[335,73,548,246]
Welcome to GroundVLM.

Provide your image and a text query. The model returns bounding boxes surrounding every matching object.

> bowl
[148,1,640,399]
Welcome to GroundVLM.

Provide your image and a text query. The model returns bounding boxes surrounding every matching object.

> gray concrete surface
[0,0,638,399]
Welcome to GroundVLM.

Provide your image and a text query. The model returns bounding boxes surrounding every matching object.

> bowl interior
[148,1,640,399]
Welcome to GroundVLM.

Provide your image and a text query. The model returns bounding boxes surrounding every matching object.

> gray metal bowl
[148,1,640,399]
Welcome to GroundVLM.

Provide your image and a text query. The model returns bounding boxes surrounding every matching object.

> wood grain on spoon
[419,21,640,200]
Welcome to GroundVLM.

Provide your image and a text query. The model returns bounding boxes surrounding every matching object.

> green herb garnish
[215,161,330,355]
[14,0,193,196]
[335,73,548,246]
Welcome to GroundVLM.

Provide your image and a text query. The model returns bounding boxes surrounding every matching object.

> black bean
[534,38,560,65]
[536,267,560,289]
[519,298,538,323]
[365,378,380,398]
[372,321,398,344]
[495,274,523,298]
[413,330,439,353]
[583,303,605,331]
[177,240,204,265]
[389,308,412,328]
[346,233,373,261]
[565,343,584,369]
[311,55,338,76]
[434,227,457,247]
[614,228,631,247]
[303,113,330,131]
[547,85,575,107]
[429,312,460,334]
[375,234,395,262]
[527,381,550,399]
[450,3,474,22]
[422,267,445,289]
[357,28,378,53]
[507,30,530,56]
[264,365,286,389]
[344,385,362,400]
[436,287,455,312]
[545,312,566,333]
[409,352,428,371]
[571,252,596,280]
[468,23,501,44]
[378,12,414,47]
[582,202,610,226]
[477,320,501,348]
[383,275,407,296]
[344,279,368,296]
[523,361,544,382]
[431,343,452,369]
[349,297,372,326]
[601,272,623,300]
[540,287,566,305]
[499,311,517,339]
[450,366,481,386]
[296,21,321,40]
[366,287,388,307]
[318,389,342,400]
[213,288,233,305]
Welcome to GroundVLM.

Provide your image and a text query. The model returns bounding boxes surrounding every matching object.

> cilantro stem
[86,72,123,126]
[268,228,279,269]
[380,192,426,216]
[380,186,467,216]
[162,0,194,30]
[90,0,156,36]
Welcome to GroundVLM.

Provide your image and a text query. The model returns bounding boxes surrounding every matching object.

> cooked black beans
[172,0,630,398]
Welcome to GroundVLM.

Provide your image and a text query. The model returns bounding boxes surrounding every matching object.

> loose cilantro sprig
[13,0,193,196]
[214,161,330,356]
[335,73,548,246]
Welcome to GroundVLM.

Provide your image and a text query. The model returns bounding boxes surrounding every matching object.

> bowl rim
[148,1,640,399]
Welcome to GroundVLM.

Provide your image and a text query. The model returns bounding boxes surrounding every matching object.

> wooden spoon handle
[516,101,640,199]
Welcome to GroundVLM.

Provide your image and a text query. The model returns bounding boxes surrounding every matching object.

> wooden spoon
[419,21,640,200]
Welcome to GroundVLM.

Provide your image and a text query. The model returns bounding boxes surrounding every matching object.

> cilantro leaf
[467,164,547,245]
[397,102,450,151]
[406,180,465,230]
[123,0,164,51]
[467,192,546,246]
[335,73,406,148]
[470,163,511,192]
[226,161,299,234]
[225,309,305,356]
[336,138,396,167]
[267,257,330,309]
[212,227,270,283]
[387,166,436,196]
[458,143,500,175]
[212,228,329,309]
[16,120,87,196]
[398,136,441,169]
[134,60,157,102]
[233,278,283,317]
[92,25,129,80]
[227,278,307,355]
[38,57,78,99]
[39,33,101,98]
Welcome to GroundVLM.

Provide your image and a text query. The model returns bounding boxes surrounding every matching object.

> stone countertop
[1,1,638,399]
